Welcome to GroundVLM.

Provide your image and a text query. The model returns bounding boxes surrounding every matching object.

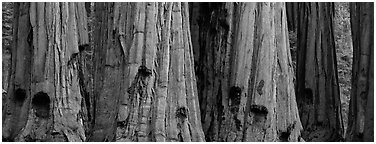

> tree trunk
[78,2,94,138]
[346,2,374,142]
[286,2,298,31]
[2,2,89,142]
[296,2,344,141]
[110,2,205,142]
[190,2,303,142]
[86,3,125,141]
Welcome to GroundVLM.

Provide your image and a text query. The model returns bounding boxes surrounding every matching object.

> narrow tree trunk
[346,2,374,142]
[111,2,205,142]
[2,2,89,142]
[296,2,344,141]
[190,2,303,142]
[2,3,32,141]
[286,2,298,31]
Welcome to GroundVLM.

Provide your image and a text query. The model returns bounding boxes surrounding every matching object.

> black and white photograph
[1,2,374,142]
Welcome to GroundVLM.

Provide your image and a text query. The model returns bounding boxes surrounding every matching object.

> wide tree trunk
[108,2,205,142]
[346,2,374,142]
[2,2,89,142]
[296,2,344,141]
[190,2,303,142]
[85,3,126,142]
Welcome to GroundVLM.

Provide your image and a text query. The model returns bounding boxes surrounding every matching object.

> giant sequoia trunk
[296,2,344,141]
[106,2,206,142]
[190,2,303,142]
[2,2,89,142]
[87,3,125,141]
[346,2,374,142]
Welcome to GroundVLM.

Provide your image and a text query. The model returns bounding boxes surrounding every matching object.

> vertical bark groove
[346,3,373,142]
[2,2,89,142]
[296,2,344,141]
[190,2,303,142]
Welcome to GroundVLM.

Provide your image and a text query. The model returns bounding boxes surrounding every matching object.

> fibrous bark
[113,2,205,142]
[190,2,303,142]
[2,2,89,142]
[87,3,125,141]
[346,2,374,142]
[296,2,344,141]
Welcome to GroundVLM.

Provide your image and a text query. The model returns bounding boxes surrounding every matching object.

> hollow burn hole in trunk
[249,105,268,123]
[32,92,50,119]
[78,44,90,52]
[14,88,26,102]
[279,131,290,142]
[229,86,241,105]
[250,105,268,116]
[278,121,295,142]
[138,65,152,77]
[176,107,188,119]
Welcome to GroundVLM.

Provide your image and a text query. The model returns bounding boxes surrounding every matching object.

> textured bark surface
[114,2,205,142]
[286,2,298,31]
[78,2,94,137]
[2,2,89,142]
[87,3,125,142]
[296,2,344,142]
[346,2,374,142]
[2,3,32,141]
[190,2,303,142]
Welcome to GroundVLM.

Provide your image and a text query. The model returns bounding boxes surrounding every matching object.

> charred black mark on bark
[14,88,26,102]
[229,86,242,113]
[278,121,296,142]
[176,107,188,119]
[234,116,242,131]
[257,80,264,95]
[229,86,241,105]
[279,131,290,142]
[250,105,268,116]
[117,121,127,127]
[250,105,268,124]
[32,92,50,118]
[138,65,152,77]
[78,44,90,52]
